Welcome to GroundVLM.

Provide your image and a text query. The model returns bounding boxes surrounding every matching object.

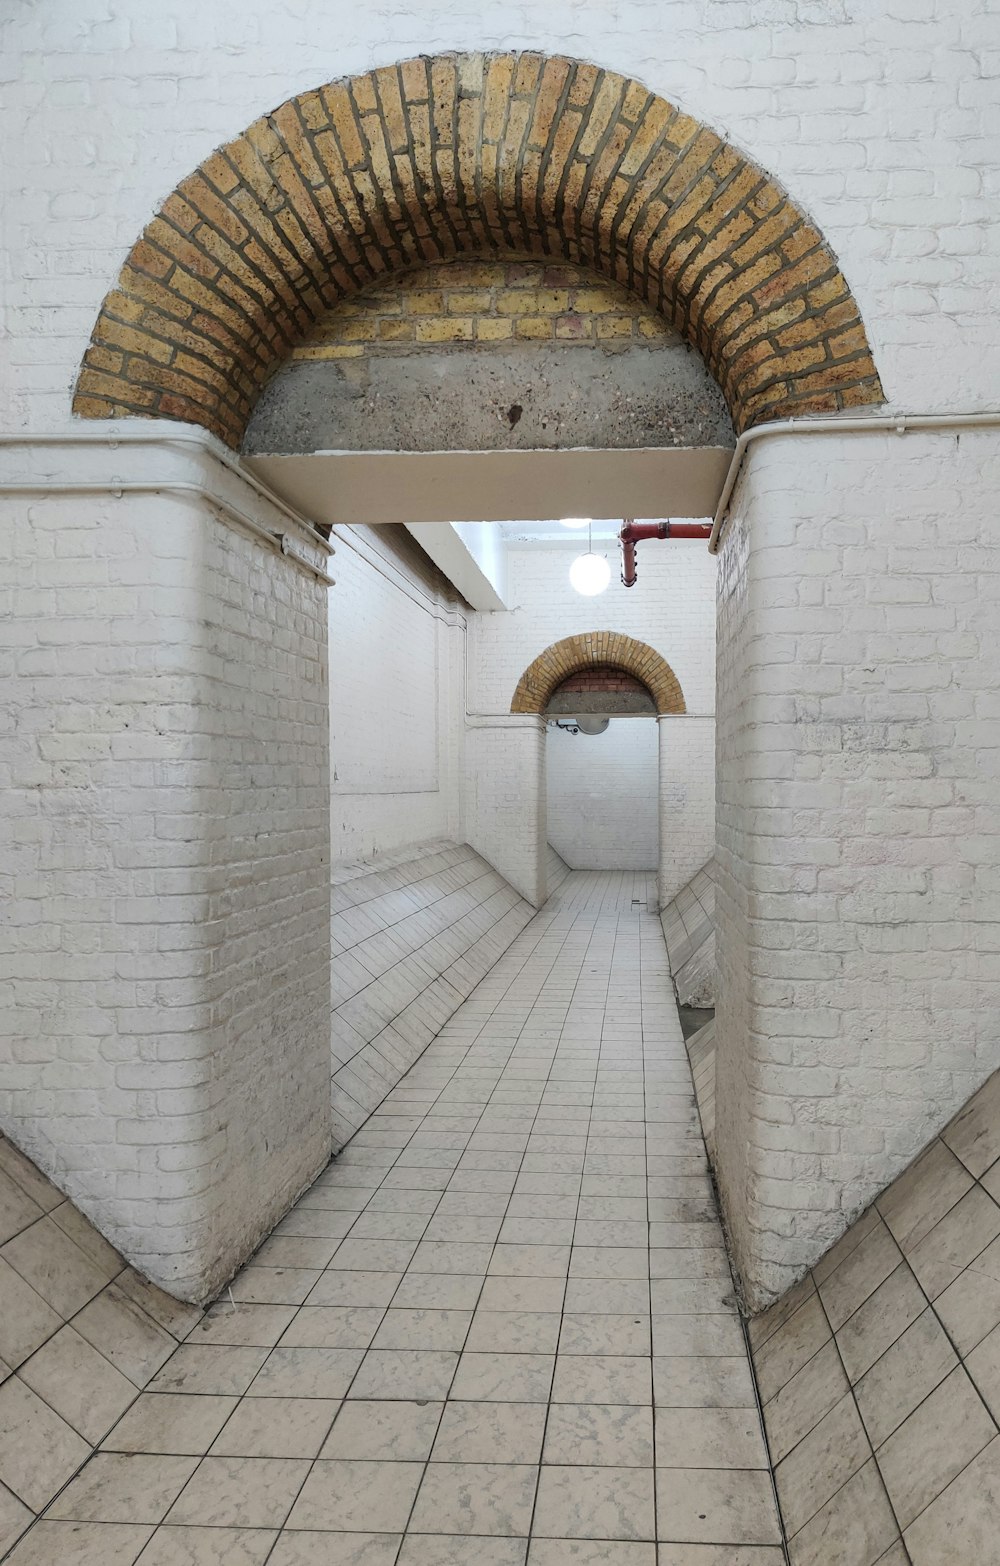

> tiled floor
[7,871,783,1565]
[749,1066,1000,1565]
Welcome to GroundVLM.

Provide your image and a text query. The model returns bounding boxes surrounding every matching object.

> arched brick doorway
[72,51,881,444]
[511,633,689,907]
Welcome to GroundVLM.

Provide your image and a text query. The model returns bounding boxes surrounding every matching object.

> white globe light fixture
[559,517,592,529]
[569,552,611,596]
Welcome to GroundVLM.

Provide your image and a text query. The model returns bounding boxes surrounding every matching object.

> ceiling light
[569,552,611,596]
[559,518,592,529]
[575,716,610,735]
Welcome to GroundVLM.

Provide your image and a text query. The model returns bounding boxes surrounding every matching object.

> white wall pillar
[714,428,1000,1309]
[464,715,547,905]
[1,435,332,1301]
[658,714,716,908]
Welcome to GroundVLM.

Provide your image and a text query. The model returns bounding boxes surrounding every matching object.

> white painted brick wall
[714,427,1000,1309]
[464,717,547,905]
[328,524,464,864]
[2,3,998,432]
[0,442,331,1301]
[547,719,659,871]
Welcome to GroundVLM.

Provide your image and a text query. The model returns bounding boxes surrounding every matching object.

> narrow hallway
[23,874,781,1564]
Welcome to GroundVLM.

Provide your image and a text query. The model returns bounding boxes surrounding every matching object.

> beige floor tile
[747,1276,817,1353]
[856,1308,957,1446]
[544,1403,653,1467]
[652,1355,755,1408]
[557,1314,650,1357]
[148,1346,269,1396]
[392,1274,486,1310]
[934,1235,1000,1355]
[268,1531,401,1565]
[48,1203,122,1281]
[134,1524,276,1564]
[286,1458,424,1531]
[2,1520,153,1565]
[785,1458,898,1566]
[409,1461,538,1536]
[877,1365,996,1528]
[903,1434,1000,1564]
[279,1306,385,1349]
[0,1172,44,1247]
[941,1072,1000,1177]
[400,1538,527,1564]
[966,1320,1000,1420]
[877,1140,974,1252]
[762,1339,849,1464]
[321,1399,442,1460]
[0,1374,91,1511]
[655,1467,781,1546]
[817,1220,902,1332]
[450,1351,554,1402]
[530,1544,654,1564]
[652,1314,744,1358]
[114,1270,202,1341]
[534,1463,654,1540]
[907,1186,1000,1300]
[479,1277,567,1313]
[249,1345,365,1398]
[562,1278,647,1314]
[469,1310,562,1354]
[211,1396,338,1458]
[72,1286,177,1387]
[371,1307,472,1350]
[751,1294,831,1403]
[834,1262,927,1383]
[347,1347,456,1399]
[0,1257,62,1369]
[48,1454,199,1523]
[1,1216,109,1317]
[103,1393,237,1455]
[228,1268,322,1307]
[305,1271,403,1308]
[252,1236,343,1269]
[186,1304,297,1348]
[433,1400,548,1464]
[657,1548,782,1565]
[165,1455,308,1528]
[773,1392,870,1536]
[655,1406,768,1469]
[19,1324,137,1442]
[551,1354,651,1404]
[0,1144,62,1213]
[0,1480,32,1558]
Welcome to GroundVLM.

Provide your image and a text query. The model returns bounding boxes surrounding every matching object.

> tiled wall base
[660,862,715,1009]
[330,841,535,1148]
[0,1135,203,1556]
[686,1019,717,1158]
[748,1066,1000,1563]
[546,843,570,897]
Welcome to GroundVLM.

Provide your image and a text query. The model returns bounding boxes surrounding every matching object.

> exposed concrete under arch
[72,50,883,447]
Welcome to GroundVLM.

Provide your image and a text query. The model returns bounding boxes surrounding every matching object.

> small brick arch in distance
[73,51,883,447]
[512,633,685,716]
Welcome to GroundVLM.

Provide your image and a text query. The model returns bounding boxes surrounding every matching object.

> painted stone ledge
[72,51,883,446]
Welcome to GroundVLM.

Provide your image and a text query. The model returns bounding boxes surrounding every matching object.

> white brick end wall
[714,429,1000,1309]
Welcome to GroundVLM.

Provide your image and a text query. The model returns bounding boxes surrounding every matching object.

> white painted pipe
[0,426,333,554]
[0,477,335,585]
[708,411,1000,553]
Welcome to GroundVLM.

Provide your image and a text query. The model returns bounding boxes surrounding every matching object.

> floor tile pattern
[5,871,782,1565]
[329,840,535,1148]
[749,1066,1000,1565]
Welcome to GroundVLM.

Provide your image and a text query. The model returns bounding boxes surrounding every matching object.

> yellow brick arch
[72,51,882,447]
[512,633,685,716]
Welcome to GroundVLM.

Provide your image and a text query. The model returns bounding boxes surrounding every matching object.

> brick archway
[73,51,881,446]
[511,633,685,716]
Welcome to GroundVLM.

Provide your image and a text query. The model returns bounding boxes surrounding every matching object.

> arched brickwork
[73,52,882,446]
[512,633,684,716]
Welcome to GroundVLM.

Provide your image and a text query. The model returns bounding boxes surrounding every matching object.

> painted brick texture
[69,50,881,442]
[0,467,331,1302]
[714,428,1000,1309]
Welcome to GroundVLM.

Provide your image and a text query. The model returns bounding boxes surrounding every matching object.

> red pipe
[619,519,713,586]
